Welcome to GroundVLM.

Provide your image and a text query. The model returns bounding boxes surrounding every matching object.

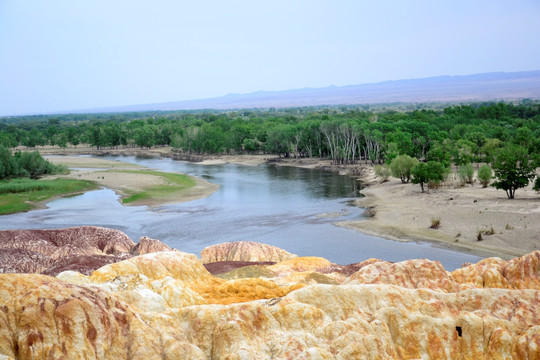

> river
[0,155,484,270]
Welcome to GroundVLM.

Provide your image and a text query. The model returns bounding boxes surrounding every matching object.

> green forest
[1,102,539,198]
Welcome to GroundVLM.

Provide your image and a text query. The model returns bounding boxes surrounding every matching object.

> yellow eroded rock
[0,274,170,359]
[61,251,303,311]
[268,256,333,275]
[2,249,540,359]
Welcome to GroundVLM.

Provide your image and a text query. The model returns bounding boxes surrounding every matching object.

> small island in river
[44,156,219,207]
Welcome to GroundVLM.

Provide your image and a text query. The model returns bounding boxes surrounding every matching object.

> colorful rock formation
[200,240,298,263]
[0,232,539,359]
[130,236,176,256]
[0,226,134,260]
[0,227,180,276]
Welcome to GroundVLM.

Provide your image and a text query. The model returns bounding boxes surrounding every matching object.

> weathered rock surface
[200,240,298,263]
[0,226,135,260]
[0,227,174,276]
[41,254,130,276]
[130,236,175,256]
[347,251,540,292]
[0,248,54,273]
[1,235,539,359]
[0,274,193,359]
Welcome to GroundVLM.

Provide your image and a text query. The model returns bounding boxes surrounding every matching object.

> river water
[0,155,484,270]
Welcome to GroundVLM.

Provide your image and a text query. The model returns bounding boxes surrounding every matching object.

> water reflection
[0,155,484,270]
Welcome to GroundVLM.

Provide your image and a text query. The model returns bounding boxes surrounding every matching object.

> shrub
[374,164,391,182]
[389,155,418,183]
[458,163,474,185]
[476,230,483,241]
[476,227,496,241]
[477,164,493,188]
[430,217,441,229]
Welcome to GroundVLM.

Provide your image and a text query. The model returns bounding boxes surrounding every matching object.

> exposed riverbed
[0,155,484,270]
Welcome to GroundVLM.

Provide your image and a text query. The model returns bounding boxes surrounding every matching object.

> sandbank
[45,156,218,207]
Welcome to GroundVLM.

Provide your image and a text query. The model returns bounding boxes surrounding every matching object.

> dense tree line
[1,103,539,162]
[1,102,539,197]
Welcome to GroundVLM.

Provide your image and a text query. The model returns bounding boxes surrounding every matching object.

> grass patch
[0,178,97,215]
[118,170,196,204]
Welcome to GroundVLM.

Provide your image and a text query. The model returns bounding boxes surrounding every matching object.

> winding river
[1,155,484,270]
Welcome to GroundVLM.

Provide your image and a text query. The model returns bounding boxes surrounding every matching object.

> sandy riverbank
[337,168,540,260]
[45,156,219,207]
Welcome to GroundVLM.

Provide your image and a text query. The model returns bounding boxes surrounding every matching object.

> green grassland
[0,178,98,215]
[118,170,196,204]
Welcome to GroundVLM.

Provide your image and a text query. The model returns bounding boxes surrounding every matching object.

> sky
[1,0,539,116]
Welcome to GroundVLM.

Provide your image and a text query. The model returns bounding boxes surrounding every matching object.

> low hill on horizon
[79,70,540,113]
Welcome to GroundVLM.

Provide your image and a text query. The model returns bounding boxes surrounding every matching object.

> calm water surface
[1,156,484,270]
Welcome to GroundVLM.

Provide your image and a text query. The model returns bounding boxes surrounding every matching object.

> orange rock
[0,274,175,359]
[2,242,540,359]
[347,259,456,292]
[71,251,303,309]
[268,256,333,275]
[504,250,540,290]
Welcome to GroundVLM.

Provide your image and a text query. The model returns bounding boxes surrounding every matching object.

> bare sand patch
[199,154,268,166]
[338,169,540,259]
[26,145,174,157]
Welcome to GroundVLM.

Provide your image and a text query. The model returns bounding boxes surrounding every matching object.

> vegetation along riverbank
[1,102,539,258]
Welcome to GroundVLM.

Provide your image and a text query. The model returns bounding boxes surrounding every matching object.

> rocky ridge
[0,228,539,359]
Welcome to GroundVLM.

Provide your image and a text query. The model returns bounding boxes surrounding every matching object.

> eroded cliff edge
[0,227,539,359]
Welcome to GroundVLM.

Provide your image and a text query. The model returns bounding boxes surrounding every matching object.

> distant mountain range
[92,70,540,113]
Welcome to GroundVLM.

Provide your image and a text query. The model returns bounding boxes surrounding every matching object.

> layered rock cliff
[0,231,539,359]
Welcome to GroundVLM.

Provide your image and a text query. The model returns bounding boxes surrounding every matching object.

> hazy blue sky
[1,0,539,115]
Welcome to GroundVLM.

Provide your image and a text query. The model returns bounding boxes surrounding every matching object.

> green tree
[533,176,540,193]
[389,155,418,183]
[0,132,18,148]
[452,140,475,167]
[134,126,155,149]
[491,144,537,199]
[480,138,501,164]
[15,151,53,179]
[411,161,446,193]
[515,126,533,149]
[427,139,453,167]
[477,164,493,188]
[0,146,18,179]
